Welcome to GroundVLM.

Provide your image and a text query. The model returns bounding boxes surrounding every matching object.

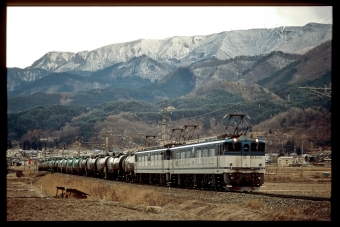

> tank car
[106,156,117,180]
[51,159,58,172]
[54,159,61,172]
[85,155,96,177]
[38,160,46,171]
[106,154,128,181]
[79,156,89,176]
[66,157,76,174]
[60,158,67,173]
[72,157,83,175]
[45,159,52,171]
[95,155,111,178]
[122,155,136,182]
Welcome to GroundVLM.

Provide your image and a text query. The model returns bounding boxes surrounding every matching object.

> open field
[7,165,332,221]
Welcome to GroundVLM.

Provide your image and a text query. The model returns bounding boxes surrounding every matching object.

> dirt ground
[6,165,333,221]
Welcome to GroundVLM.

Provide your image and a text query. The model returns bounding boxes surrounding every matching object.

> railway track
[133,181,331,202]
[120,179,332,202]
[246,191,331,202]
[172,186,332,202]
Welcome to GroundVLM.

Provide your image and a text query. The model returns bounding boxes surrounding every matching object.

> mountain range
[7,22,332,113]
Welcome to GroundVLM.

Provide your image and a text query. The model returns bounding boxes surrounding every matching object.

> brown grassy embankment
[7,165,332,221]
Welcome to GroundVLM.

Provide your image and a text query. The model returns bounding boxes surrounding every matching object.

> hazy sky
[6,6,332,68]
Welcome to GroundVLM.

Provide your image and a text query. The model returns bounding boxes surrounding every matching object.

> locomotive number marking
[251,156,262,159]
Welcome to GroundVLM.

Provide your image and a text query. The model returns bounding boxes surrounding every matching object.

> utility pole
[76,136,82,157]
[315,139,317,152]
[311,141,313,152]
[105,129,109,155]
[62,143,65,158]
[161,100,168,144]
[44,139,47,161]
[78,138,81,157]
[39,137,48,161]
[100,128,113,155]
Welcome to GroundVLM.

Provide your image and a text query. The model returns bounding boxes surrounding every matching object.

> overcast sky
[6,6,332,69]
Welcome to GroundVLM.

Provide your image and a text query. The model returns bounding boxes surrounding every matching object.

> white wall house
[277,156,294,167]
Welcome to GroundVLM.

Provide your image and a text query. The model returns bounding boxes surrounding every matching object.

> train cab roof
[225,135,265,143]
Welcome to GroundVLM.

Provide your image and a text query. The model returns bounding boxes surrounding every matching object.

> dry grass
[32,173,168,207]
[245,199,262,209]
[265,165,331,183]
[7,166,331,221]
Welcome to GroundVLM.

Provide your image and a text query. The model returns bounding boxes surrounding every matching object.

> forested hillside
[7,88,331,154]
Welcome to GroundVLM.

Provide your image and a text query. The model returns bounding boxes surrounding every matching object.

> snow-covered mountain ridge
[26,23,332,73]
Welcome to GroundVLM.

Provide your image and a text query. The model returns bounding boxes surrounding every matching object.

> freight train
[38,114,266,192]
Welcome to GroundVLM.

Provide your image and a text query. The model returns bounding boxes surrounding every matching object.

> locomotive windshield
[251,142,265,152]
[224,142,242,152]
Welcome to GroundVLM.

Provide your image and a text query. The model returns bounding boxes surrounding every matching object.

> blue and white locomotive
[134,134,265,191]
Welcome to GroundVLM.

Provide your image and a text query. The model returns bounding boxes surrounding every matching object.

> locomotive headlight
[229,163,233,166]
[233,138,237,142]
[259,163,262,166]
[255,138,259,143]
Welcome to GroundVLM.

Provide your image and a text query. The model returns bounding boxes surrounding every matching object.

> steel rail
[247,191,331,202]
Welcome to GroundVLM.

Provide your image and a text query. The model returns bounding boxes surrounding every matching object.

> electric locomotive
[133,134,265,191]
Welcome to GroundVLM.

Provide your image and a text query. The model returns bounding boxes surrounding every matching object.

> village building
[277,156,294,167]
